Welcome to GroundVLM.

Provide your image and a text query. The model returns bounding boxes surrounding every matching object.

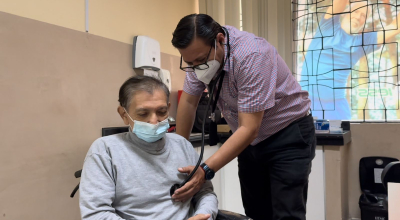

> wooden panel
[389,183,400,220]
[325,145,343,220]
[307,146,325,220]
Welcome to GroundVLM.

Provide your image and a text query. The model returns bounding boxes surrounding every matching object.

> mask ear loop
[123,108,135,131]
[213,39,217,61]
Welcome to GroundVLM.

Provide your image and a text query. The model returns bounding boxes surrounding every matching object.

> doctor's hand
[172,166,205,202]
[188,214,211,220]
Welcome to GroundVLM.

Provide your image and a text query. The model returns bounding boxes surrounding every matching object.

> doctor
[171,14,316,220]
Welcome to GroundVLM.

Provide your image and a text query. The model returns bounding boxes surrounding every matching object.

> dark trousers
[238,115,316,220]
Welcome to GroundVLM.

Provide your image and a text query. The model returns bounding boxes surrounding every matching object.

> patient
[79,76,218,220]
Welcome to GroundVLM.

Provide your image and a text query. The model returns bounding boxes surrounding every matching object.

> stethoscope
[170,27,231,197]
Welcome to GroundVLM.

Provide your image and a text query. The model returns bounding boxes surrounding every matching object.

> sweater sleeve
[79,140,125,220]
[185,140,219,220]
[192,181,219,220]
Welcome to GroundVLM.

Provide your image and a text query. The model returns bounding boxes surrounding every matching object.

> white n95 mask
[124,108,170,143]
[195,40,221,84]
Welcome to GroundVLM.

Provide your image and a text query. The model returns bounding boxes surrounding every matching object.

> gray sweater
[79,132,218,220]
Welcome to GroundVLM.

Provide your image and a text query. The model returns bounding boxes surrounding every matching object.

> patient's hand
[172,166,205,202]
[188,214,211,220]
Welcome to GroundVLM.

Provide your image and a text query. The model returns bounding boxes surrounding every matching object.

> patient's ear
[168,102,171,111]
[117,106,129,125]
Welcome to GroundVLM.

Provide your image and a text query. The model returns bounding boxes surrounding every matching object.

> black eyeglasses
[180,46,213,72]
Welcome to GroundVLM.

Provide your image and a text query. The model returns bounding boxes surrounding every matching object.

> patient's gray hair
[118,75,170,110]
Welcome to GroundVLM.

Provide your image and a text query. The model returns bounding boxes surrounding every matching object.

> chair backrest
[70,127,129,198]
[102,126,129,137]
[382,161,400,190]
[359,157,399,194]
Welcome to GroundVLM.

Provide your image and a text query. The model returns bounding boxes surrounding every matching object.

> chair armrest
[74,170,82,178]
[216,210,252,220]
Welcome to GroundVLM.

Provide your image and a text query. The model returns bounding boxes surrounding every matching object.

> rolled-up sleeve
[236,51,277,113]
[183,71,206,96]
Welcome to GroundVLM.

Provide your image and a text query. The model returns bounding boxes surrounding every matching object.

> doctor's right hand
[172,166,205,202]
[188,214,211,220]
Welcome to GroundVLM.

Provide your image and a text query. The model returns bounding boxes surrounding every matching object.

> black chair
[382,161,400,189]
[381,161,400,210]
[71,127,252,220]
[358,157,399,220]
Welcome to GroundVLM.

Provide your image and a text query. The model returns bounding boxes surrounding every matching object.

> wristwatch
[200,163,215,180]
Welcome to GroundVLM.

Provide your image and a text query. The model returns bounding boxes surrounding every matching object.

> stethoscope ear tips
[170,184,181,196]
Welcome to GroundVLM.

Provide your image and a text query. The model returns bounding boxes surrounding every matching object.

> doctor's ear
[216,33,225,45]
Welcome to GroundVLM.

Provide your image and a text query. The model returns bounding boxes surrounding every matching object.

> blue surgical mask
[124,108,170,143]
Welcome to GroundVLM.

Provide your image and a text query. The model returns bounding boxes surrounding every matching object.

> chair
[381,161,400,189]
[71,127,252,220]
[381,161,400,211]
[358,157,399,220]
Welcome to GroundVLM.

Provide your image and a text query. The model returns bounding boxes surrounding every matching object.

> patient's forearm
[192,181,218,220]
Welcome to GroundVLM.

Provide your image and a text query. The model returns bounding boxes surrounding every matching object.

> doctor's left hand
[172,166,205,202]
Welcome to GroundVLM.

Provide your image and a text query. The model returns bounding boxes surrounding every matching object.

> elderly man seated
[79,76,218,220]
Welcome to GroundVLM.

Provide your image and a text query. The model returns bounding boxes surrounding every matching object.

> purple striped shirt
[183,26,311,145]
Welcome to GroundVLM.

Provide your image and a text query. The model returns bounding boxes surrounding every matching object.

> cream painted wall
[0,0,85,32]
[0,0,198,56]
[0,11,186,220]
[89,0,197,56]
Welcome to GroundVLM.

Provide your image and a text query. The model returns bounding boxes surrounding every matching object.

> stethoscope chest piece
[170,183,180,196]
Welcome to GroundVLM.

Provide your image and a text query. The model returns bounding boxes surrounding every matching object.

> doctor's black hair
[171,14,225,49]
[118,75,170,110]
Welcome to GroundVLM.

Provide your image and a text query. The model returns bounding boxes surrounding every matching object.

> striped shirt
[183,26,311,145]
